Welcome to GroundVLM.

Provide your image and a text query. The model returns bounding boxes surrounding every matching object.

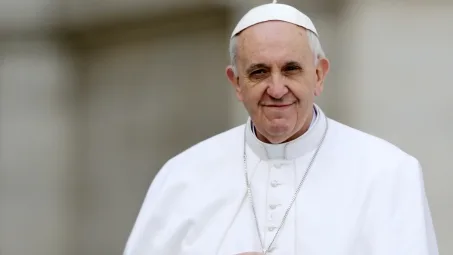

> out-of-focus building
[0,0,451,254]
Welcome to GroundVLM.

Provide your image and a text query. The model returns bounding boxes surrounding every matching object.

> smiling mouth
[263,102,295,108]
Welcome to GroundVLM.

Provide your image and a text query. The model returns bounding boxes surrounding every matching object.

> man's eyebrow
[246,63,268,74]
[284,61,302,67]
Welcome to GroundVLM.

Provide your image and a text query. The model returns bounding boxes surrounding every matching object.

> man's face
[227,21,329,144]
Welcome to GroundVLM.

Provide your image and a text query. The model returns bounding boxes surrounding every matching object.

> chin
[268,117,294,131]
[266,135,290,144]
[265,124,294,143]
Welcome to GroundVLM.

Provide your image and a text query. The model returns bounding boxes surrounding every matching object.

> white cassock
[123,104,439,255]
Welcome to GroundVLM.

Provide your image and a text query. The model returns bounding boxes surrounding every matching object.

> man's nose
[266,73,288,99]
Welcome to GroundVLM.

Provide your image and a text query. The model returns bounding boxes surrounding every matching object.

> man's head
[226,3,330,144]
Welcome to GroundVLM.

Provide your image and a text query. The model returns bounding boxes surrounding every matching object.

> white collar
[245,104,327,160]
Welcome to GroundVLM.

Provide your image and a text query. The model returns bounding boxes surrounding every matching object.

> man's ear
[314,58,330,96]
[226,65,243,101]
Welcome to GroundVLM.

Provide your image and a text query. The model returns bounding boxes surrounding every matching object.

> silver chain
[243,118,329,254]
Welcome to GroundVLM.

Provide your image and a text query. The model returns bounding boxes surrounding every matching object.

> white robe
[123,104,438,255]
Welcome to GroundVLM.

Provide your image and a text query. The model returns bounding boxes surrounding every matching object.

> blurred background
[0,0,451,254]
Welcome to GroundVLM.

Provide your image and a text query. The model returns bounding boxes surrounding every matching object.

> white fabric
[124,104,439,255]
[231,3,318,38]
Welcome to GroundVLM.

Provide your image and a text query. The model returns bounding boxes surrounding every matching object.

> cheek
[289,83,314,100]
[242,85,266,105]
[294,74,318,94]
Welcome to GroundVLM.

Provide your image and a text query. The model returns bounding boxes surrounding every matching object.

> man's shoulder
[328,119,422,179]
[328,119,424,190]
[165,124,245,167]
[328,118,415,161]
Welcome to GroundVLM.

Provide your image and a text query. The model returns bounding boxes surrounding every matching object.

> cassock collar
[245,104,327,160]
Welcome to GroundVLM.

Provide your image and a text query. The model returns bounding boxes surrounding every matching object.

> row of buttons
[267,203,280,232]
[265,162,291,253]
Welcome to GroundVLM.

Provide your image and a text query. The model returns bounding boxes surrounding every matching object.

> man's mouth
[263,102,295,108]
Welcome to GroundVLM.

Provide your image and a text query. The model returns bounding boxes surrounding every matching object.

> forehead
[237,21,311,64]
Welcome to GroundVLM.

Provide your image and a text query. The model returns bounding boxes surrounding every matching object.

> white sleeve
[363,155,439,255]
[122,160,174,255]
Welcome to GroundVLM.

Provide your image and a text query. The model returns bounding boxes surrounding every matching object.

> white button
[271,180,281,187]
[268,226,277,231]
[269,204,280,210]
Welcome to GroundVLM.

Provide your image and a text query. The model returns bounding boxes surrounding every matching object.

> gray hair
[229,29,326,76]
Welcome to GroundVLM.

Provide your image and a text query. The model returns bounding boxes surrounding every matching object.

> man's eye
[250,69,267,76]
[284,65,301,72]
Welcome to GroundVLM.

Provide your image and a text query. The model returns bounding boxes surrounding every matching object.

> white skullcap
[231,1,318,39]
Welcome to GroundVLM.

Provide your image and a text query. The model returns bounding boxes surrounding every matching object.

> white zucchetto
[231,1,318,38]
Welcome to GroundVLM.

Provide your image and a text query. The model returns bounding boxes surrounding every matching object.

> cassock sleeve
[122,160,174,255]
[362,155,439,255]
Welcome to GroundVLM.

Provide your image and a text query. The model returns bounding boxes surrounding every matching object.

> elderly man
[123,1,438,255]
